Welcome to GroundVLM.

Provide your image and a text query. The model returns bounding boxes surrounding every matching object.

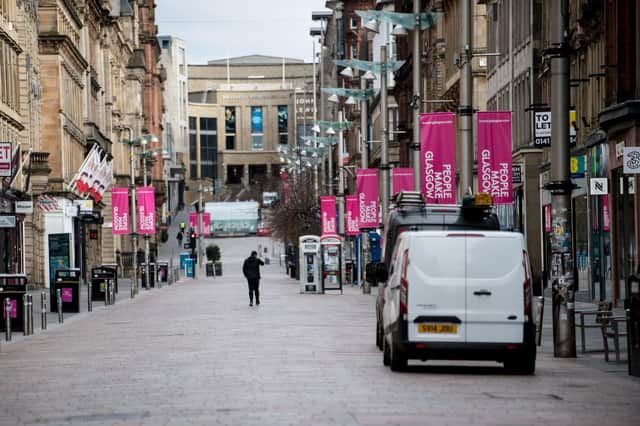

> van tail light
[523,250,532,319]
[400,249,409,315]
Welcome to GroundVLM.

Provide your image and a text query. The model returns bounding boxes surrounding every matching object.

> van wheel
[383,336,391,366]
[504,346,536,375]
[376,322,383,350]
[389,334,407,372]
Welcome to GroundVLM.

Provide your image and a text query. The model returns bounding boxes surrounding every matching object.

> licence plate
[417,323,457,334]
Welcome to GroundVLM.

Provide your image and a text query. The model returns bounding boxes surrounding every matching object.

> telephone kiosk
[299,235,322,294]
[320,235,343,294]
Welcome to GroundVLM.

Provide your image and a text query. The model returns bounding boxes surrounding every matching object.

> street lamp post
[129,140,139,296]
[459,0,474,197]
[412,0,422,193]
[380,44,390,223]
[337,110,345,235]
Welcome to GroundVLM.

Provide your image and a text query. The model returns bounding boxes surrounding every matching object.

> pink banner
[477,111,513,204]
[320,196,337,235]
[602,195,610,231]
[357,169,379,229]
[345,195,359,236]
[421,112,456,204]
[203,213,211,236]
[111,187,130,235]
[392,168,414,195]
[189,212,197,231]
[136,186,156,235]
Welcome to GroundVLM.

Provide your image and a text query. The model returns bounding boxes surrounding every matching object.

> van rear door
[407,232,466,343]
[465,232,525,343]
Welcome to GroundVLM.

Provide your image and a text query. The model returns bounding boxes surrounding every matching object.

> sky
[155,0,329,64]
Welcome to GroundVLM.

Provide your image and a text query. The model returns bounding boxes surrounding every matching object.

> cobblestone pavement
[1,236,639,426]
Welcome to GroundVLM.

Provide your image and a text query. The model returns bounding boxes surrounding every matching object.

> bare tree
[268,174,320,244]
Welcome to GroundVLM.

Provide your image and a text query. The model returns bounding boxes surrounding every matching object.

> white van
[379,230,536,374]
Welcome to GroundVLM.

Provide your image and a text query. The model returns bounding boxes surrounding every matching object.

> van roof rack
[392,191,426,209]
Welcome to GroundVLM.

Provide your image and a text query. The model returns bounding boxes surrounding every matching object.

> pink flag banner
[477,111,513,204]
[320,196,337,235]
[203,213,212,236]
[111,187,130,235]
[136,186,156,235]
[392,168,414,195]
[345,195,360,236]
[189,212,198,231]
[420,112,456,204]
[356,168,379,229]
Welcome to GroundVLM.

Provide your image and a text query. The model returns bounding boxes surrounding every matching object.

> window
[251,106,264,150]
[225,106,236,150]
[350,45,358,59]
[189,116,197,178]
[199,117,217,180]
[0,40,19,111]
[350,16,359,29]
[161,39,169,49]
[277,105,288,144]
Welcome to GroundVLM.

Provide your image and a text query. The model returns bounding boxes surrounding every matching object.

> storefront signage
[15,201,34,214]
[570,156,585,178]
[512,164,522,184]
[74,199,94,212]
[623,147,640,174]
[0,142,12,177]
[0,215,16,227]
[590,178,608,195]
[532,109,577,147]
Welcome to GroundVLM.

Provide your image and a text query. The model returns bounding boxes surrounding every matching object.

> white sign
[623,147,640,174]
[0,215,16,227]
[590,178,609,195]
[15,201,34,214]
[533,111,551,147]
[0,142,11,177]
[73,199,94,212]
[616,141,626,158]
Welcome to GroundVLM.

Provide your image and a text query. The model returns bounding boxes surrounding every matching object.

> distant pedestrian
[176,231,183,247]
[242,250,264,307]
[180,221,186,232]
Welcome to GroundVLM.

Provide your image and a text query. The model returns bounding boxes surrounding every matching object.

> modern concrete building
[187,55,314,202]
[158,35,188,215]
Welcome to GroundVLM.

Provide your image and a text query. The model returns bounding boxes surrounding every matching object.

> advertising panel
[392,168,414,195]
[345,195,359,236]
[477,111,513,205]
[420,113,456,204]
[356,169,379,229]
[320,196,337,236]
[136,186,156,234]
[111,187,130,235]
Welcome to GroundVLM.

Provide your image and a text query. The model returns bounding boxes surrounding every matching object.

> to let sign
[533,111,551,147]
[0,142,11,177]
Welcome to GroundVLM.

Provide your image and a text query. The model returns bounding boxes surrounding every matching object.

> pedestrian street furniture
[51,269,81,313]
[140,262,156,288]
[299,235,322,294]
[91,267,117,301]
[600,314,628,363]
[0,274,27,332]
[626,270,640,376]
[180,252,190,271]
[100,263,120,292]
[576,301,613,353]
[157,261,169,283]
[576,301,629,361]
[320,235,343,294]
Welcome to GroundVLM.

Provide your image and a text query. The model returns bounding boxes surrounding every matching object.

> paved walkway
[0,235,638,425]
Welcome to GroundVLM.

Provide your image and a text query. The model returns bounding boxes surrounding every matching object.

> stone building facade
[187,55,313,202]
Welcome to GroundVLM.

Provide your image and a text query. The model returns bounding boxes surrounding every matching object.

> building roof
[207,55,305,66]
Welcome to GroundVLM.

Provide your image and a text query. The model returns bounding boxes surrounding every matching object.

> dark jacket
[242,255,264,280]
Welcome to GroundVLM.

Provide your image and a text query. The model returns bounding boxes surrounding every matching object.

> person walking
[176,230,183,247]
[242,250,264,307]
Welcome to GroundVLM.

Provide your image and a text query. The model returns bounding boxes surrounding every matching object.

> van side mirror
[375,263,389,283]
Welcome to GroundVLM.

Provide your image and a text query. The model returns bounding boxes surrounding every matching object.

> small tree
[268,174,320,244]
[206,244,221,262]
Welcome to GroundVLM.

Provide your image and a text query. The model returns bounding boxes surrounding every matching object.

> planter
[206,262,214,277]
[214,262,223,276]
